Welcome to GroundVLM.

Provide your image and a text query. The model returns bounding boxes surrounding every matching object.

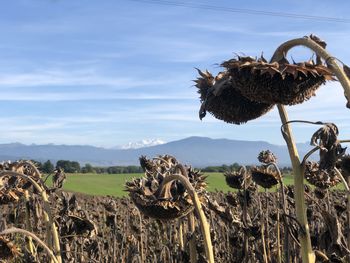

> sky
[1,0,350,147]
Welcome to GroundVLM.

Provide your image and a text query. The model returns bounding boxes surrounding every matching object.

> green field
[49,172,296,197]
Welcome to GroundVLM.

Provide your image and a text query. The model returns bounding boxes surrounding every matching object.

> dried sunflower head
[220,55,334,106]
[306,123,346,188]
[258,150,277,164]
[224,167,251,190]
[126,155,207,220]
[0,160,42,204]
[0,236,20,260]
[304,161,340,189]
[195,69,274,124]
[251,166,280,189]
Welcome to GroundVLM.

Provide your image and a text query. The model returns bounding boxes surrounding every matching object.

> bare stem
[275,105,315,263]
[347,177,350,262]
[0,227,59,263]
[187,213,197,263]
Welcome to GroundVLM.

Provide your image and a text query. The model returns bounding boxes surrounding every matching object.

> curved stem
[271,36,350,108]
[159,172,214,263]
[301,146,320,167]
[0,227,58,263]
[0,171,62,263]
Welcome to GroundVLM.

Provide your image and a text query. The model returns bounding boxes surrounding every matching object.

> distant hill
[0,137,313,167]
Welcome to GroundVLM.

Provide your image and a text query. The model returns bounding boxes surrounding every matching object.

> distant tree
[42,160,55,174]
[81,163,95,174]
[56,160,80,173]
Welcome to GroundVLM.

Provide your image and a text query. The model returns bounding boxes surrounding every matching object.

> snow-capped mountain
[120,139,166,149]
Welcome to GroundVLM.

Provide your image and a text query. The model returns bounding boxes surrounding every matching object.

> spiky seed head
[224,168,251,190]
[251,166,280,189]
[126,155,207,220]
[258,150,277,164]
[195,69,273,125]
[219,55,333,105]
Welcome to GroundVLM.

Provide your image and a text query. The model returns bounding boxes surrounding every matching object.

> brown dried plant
[126,155,207,220]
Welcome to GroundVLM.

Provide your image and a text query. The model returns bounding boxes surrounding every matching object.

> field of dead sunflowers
[1,35,350,263]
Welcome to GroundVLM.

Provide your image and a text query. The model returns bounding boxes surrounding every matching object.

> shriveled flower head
[126,155,207,220]
[258,150,277,164]
[195,69,274,124]
[220,55,334,106]
[304,161,340,189]
[224,167,251,190]
[304,123,345,188]
[0,160,42,205]
[0,236,20,261]
[251,166,280,189]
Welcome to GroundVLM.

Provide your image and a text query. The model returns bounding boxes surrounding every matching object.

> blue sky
[1,0,350,147]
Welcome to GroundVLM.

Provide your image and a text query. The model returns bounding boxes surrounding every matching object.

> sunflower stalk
[242,166,249,263]
[270,35,350,263]
[187,213,197,263]
[348,177,350,262]
[24,190,35,256]
[158,171,214,263]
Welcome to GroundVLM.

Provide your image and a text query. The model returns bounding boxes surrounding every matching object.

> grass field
[49,172,296,197]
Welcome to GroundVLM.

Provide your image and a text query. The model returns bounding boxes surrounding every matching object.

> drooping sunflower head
[251,166,280,189]
[126,155,207,220]
[310,123,348,163]
[195,68,274,124]
[220,55,334,106]
[224,167,251,190]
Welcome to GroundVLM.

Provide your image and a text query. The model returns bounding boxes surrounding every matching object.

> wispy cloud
[0,69,174,88]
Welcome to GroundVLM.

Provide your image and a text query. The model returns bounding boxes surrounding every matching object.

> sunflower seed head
[126,155,207,220]
[258,150,277,164]
[251,166,280,189]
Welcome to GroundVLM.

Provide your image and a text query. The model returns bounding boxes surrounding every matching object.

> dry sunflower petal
[219,55,333,105]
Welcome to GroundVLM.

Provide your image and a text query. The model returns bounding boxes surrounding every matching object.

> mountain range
[0,137,313,167]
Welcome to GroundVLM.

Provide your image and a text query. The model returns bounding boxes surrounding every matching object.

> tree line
[32,160,292,174]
